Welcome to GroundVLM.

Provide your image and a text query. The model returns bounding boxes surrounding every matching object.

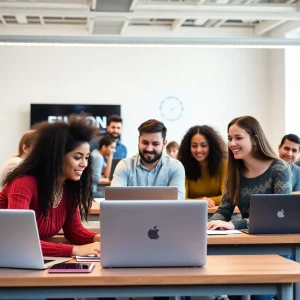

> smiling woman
[0,114,101,258]
[208,115,292,231]
[207,115,293,300]
[178,125,227,207]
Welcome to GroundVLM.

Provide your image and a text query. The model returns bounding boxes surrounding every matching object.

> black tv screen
[30,104,121,133]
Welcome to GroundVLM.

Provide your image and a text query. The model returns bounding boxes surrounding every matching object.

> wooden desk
[90,201,101,215]
[0,255,298,299]
[89,201,240,220]
[207,233,300,300]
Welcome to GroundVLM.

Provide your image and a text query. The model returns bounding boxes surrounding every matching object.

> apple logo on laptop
[277,209,285,218]
[148,226,159,239]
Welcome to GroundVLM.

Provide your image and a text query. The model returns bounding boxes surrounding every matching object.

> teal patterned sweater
[209,159,292,229]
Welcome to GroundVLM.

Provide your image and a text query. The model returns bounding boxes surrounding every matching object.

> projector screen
[30,104,121,133]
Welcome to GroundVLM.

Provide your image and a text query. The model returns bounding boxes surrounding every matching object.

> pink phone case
[48,263,95,273]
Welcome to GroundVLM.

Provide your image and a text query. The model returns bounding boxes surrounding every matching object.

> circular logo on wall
[159,96,184,121]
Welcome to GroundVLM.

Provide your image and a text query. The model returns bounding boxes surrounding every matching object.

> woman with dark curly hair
[0,114,100,257]
[178,125,227,207]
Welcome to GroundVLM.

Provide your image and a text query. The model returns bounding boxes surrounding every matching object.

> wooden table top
[1,255,300,287]
[90,201,240,215]
[207,233,300,245]
[49,232,300,245]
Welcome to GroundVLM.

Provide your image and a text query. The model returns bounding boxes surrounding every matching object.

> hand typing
[207,220,235,230]
[72,242,100,257]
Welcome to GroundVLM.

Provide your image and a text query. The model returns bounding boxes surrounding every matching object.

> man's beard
[108,132,120,140]
[139,149,163,164]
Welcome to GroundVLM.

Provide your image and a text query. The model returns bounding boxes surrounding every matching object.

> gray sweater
[209,159,292,229]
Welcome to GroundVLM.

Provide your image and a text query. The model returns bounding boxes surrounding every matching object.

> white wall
[0,45,275,166]
[268,49,286,150]
[285,47,300,137]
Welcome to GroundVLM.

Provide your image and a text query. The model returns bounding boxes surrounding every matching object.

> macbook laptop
[0,209,70,269]
[109,158,122,181]
[105,186,178,200]
[100,200,207,267]
[247,194,300,234]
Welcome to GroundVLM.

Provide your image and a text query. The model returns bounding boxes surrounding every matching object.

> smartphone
[48,262,95,273]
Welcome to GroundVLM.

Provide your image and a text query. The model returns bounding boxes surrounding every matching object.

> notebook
[0,209,70,269]
[105,186,178,200]
[247,194,300,234]
[109,158,122,181]
[100,200,207,267]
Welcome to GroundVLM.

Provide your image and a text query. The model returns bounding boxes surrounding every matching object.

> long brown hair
[227,116,278,204]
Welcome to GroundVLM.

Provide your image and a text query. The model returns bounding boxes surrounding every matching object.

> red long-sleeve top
[0,175,97,257]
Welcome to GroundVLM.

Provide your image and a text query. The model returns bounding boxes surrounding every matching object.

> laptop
[109,158,122,181]
[100,200,207,267]
[105,186,178,200]
[0,210,70,269]
[247,194,300,234]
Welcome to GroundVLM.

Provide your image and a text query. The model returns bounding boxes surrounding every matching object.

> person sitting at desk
[111,119,185,200]
[178,125,227,207]
[0,114,100,257]
[278,133,300,192]
[166,141,179,159]
[106,114,127,159]
[0,129,37,188]
[207,115,292,300]
[91,135,116,197]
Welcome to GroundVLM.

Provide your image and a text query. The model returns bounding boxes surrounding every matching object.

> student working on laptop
[207,115,291,231]
[278,133,300,192]
[178,125,227,207]
[91,135,116,197]
[111,119,185,200]
[0,114,100,257]
[207,115,292,300]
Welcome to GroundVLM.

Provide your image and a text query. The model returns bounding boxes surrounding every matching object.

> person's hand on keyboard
[72,242,100,257]
[207,220,235,230]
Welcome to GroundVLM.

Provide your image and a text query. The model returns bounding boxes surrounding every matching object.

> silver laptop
[248,194,300,234]
[105,186,178,200]
[0,210,70,269]
[100,200,207,267]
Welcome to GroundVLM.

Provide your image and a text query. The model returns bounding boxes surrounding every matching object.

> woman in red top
[0,114,100,257]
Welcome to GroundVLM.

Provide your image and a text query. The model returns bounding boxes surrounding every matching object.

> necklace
[53,187,64,208]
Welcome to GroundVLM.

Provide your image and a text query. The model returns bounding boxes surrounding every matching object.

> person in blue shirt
[278,133,300,192]
[91,135,116,197]
[111,119,185,200]
[106,114,127,159]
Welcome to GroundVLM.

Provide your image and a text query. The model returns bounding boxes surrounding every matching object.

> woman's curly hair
[3,114,98,221]
[178,125,227,180]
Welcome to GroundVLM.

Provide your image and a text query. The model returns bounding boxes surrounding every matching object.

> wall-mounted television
[30,104,121,133]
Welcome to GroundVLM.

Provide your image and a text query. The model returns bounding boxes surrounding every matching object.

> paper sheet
[207,230,242,235]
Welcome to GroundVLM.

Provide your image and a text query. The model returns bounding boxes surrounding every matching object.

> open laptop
[100,200,207,267]
[246,194,300,234]
[0,210,70,269]
[109,158,122,181]
[105,186,178,200]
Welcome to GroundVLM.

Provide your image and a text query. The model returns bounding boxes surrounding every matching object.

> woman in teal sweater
[208,115,291,300]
